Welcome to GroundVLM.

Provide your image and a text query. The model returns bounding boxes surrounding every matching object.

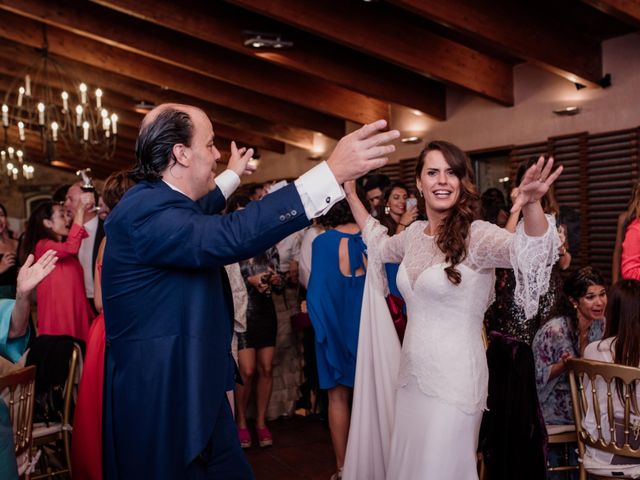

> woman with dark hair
[307,198,367,480]
[583,279,640,466]
[533,266,607,425]
[22,194,95,341]
[343,141,562,478]
[0,204,18,299]
[378,182,418,235]
[72,170,135,480]
[232,194,283,449]
[486,157,571,345]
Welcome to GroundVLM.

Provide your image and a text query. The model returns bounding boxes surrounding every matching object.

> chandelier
[1,28,118,182]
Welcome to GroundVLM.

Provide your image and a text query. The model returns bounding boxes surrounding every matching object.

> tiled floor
[244,415,337,480]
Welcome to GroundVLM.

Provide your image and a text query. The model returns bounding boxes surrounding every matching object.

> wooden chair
[31,343,82,479]
[568,358,640,480]
[0,365,37,479]
[546,424,579,476]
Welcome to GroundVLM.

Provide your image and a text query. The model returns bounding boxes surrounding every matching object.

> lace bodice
[363,216,559,413]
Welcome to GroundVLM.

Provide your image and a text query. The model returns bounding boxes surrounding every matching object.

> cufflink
[325,196,331,203]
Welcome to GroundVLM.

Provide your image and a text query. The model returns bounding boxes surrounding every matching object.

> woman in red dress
[21,192,95,341]
[72,171,134,480]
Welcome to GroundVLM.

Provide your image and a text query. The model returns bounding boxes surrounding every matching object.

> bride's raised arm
[344,180,405,264]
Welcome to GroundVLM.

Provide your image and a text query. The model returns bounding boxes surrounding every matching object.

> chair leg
[63,429,72,478]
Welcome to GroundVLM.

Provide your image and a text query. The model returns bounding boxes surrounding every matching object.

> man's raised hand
[228,141,256,177]
[327,120,400,185]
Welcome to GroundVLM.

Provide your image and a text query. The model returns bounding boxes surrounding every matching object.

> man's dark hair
[363,174,391,194]
[130,108,194,181]
[52,184,70,204]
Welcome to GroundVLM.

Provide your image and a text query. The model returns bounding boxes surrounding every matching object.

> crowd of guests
[0,141,640,480]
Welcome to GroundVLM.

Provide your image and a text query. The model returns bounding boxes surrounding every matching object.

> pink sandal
[237,426,251,448]
[256,426,273,447]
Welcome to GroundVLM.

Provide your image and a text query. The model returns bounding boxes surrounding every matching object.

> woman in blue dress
[307,199,367,480]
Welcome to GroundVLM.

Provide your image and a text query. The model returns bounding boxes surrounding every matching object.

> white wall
[248,32,640,183]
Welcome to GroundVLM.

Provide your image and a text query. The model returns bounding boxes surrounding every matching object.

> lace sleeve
[361,215,405,264]
[469,217,560,319]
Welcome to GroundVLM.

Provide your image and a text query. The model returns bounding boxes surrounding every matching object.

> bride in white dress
[342,141,562,479]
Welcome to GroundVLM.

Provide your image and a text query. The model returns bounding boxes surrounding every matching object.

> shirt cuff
[294,161,345,219]
[215,170,241,199]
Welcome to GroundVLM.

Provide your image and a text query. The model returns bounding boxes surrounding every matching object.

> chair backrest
[63,343,82,427]
[0,365,37,467]
[568,358,640,460]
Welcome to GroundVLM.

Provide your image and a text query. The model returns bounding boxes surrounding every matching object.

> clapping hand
[227,141,256,177]
[0,251,16,274]
[327,120,400,184]
[16,250,58,297]
[511,156,563,213]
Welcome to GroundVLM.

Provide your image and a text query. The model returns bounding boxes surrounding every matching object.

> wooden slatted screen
[585,128,640,283]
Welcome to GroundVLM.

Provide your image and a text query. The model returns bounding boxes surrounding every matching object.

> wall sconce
[401,136,422,144]
[553,106,581,116]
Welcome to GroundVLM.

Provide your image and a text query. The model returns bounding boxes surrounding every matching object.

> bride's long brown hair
[416,141,480,285]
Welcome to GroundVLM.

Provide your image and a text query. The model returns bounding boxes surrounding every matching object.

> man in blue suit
[101,103,398,479]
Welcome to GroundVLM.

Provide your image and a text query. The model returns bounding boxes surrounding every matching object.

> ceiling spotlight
[134,100,156,114]
[553,106,581,116]
[401,136,422,144]
[243,31,293,49]
[411,110,424,116]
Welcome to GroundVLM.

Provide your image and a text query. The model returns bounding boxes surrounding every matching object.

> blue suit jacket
[102,180,308,478]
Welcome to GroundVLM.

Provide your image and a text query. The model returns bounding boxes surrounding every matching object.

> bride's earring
[419,190,424,197]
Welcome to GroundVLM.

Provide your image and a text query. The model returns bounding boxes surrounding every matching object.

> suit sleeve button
[279,214,286,221]
[291,210,297,216]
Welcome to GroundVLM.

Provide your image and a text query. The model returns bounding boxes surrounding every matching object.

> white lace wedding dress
[343,216,558,480]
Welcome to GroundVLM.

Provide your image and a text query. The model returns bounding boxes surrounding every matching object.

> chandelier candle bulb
[6,162,12,174]
[95,88,102,108]
[24,75,30,97]
[7,147,14,159]
[82,121,90,141]
[11,167,17,180]
[79,83,88,104]
[1,105,8,127]
[61,91,69,112]
[17,87,24,107]
[16,150,23,163]
[111,113,118,135]
[1,151,5,161]
[104,118,111,138]
[51,122,58,141]
[37,103,45,125]
[17,121,25,141]
[75,105,83,126]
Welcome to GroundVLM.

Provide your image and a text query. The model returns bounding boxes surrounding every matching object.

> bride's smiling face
[416,150,461,214]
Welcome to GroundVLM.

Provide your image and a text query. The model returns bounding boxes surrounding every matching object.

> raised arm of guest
[7,250,57,339]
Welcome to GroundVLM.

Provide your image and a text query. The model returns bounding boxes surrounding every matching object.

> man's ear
[172,143,190,167]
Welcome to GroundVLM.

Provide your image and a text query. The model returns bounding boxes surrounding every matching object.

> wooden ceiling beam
[0,0,388,125]
[390,0,603,86]
[581,0,640,28]
[0,41,308,150]
[0,10,345,139]
[229,0,514,105]
[90,0,446,119]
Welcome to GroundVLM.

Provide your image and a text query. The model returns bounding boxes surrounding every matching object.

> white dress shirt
[78,215,98,298]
